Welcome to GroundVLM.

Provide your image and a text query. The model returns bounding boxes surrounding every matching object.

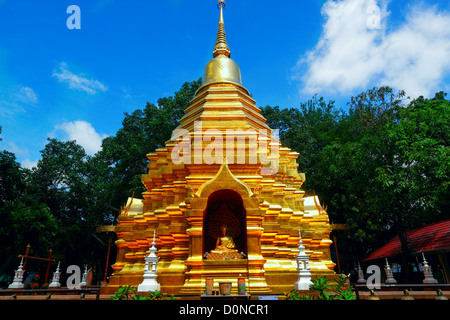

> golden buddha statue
[214,225,236,252]
[207,224,243,260]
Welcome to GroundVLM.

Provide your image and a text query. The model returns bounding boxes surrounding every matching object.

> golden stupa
[104,1,335,296]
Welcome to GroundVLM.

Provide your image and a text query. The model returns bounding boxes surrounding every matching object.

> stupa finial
[213,0,231,58]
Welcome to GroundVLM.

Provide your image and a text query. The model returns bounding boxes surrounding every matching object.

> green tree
[27,139,105,268]
[261,95,344,193]
[0,151,29,279]
[30,139,90,221]
[315,87,408,258]
[0,151,27,206]
[377,92,450,223]
[5,202,58,257]
[311,87,449,280]
[374,92,450,277]
[0,151,59,283]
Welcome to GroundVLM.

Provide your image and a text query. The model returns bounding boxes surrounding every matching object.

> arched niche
[181,162,270,294]
[203,189,247,257]
[185,161,256,262]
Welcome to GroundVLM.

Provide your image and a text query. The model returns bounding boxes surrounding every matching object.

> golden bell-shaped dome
[202,0,242,87]
[203,55,242,86]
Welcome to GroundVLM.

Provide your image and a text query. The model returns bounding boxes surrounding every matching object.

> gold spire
[213,0,231,58]
[201,0,242,87]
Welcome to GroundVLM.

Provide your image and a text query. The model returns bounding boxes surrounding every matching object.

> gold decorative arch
[195,159,253,199]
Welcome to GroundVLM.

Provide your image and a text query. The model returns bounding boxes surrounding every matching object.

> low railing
[0,286,101,300]
[354,283,450,300]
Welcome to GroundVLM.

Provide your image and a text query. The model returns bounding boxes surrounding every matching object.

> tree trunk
[398,231,413,282]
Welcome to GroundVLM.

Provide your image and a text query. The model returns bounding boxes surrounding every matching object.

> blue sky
[1,0,450,168]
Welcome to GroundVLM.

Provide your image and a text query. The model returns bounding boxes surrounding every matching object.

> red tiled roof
[365,219,450,261]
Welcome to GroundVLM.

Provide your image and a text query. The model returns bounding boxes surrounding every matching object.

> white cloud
[17,86,38,104]
[22,159,38,169]
[3,140,29,158]
[54,120,108,155]
[52,62,108,95]
[294,0,450,99]
[1,139,38,169]
[0,85,38,119]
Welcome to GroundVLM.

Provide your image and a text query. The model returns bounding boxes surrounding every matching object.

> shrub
[110,285,176,300]
[283,274,355,300]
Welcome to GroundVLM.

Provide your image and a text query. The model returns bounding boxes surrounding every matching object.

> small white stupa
[294,229,312,290]
[421,252,438,284]
[49,261,62,288]
[8,258,25,289]
[138,231,160,292]
[384,258,397,284]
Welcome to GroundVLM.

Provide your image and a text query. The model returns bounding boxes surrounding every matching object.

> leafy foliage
[110,284,137,300]
[110,285,176,300]
[263,87,450,277]
[283,274,355,300]
[331,274,355,300]
[309,275,333,300]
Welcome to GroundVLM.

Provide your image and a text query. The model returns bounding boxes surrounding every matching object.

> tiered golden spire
[213,0,231,58]
[201,0,242,87]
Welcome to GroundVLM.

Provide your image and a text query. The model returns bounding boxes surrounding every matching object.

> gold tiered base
[179,259,271,295]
